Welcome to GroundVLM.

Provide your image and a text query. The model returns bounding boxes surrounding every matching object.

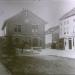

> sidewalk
[0,63,11,75]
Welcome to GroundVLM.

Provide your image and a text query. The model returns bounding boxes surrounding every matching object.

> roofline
[59,8,75,20]
[59,14,75,20]
[2,20,7,30]
[2,9,47,30]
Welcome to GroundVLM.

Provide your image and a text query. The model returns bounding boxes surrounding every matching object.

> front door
[69,40,72,49]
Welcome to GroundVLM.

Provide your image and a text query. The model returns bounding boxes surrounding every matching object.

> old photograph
[0,0,75,75]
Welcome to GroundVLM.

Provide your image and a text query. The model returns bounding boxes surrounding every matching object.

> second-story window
[32,25,38,33]
[32,29,38,32]
[15,25,21,32]
[73,27,75,33]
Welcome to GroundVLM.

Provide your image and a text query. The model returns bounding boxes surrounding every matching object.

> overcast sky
[0,0,75,36]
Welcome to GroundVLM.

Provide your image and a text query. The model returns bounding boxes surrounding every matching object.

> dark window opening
[73,38,74,46]
[64,32,66,34]
[14,25,21,32]
[69,40,72,49]
[18,25,21,32]
[65,41,66,46]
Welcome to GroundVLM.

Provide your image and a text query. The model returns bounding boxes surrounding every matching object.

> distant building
[2,9,47,49]
[45,25,59,48]
[45,34,52,48]
[59,8,75,50]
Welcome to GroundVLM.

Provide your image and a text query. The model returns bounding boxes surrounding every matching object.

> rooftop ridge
[60,8,75,20]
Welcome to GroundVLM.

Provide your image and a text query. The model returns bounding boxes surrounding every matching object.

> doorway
[33,38,38,47]
[69,39,72,49]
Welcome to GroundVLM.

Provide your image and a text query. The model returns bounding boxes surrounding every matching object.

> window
[32,25,38,29]
[64,26,69,34]
[35,29,38,32]
[73,38,74,46]
[64,20,69,25]
[18,25,21,32]
[64,32,66,34]
[14,25,21,32]
[65,41,66,46]
[32,29,34,32]
[32,29,38,32]
[64,27,66,34]
[32,25,38,33]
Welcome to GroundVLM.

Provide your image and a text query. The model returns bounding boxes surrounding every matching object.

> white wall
[59,16,75,50]
[60,16,75,38]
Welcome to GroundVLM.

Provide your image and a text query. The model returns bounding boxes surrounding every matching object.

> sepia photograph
[0,0,75,75]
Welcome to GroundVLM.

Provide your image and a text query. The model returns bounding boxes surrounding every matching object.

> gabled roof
[2,9,47,30]
[60,8,75,20]
[46,25,59,34]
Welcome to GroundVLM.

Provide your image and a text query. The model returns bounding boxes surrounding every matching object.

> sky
[0,0,75,36]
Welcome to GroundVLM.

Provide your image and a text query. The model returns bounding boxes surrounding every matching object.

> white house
[59,8,75,50]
